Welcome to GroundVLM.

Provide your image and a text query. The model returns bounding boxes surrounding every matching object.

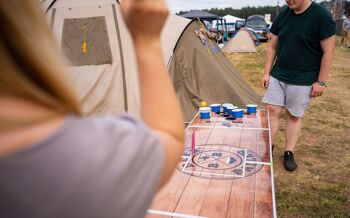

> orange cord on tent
[207,47,214,61]
[82,24,87,54]
[209,38,214,48]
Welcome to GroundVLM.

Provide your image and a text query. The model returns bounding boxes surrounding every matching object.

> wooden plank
[226,128,258,217]
[255,128,274,218]
[147,171,191,218]
[149,126,215,216]
[255,165,274,218]
[148,128,196,215]
[199,179,233,218]
[174,176,211,215]
[199,127,242,218]
[173,127,225,216]
[256,130,271,164]
[227,176,255,218]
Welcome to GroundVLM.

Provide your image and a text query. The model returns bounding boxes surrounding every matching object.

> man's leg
[265,104,283,144]
[283,110,301,171]
[285,110,302,152]
[283,83,311,171]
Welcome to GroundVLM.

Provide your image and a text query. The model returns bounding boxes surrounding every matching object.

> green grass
[226,37,350,217]
[277,183,348,218]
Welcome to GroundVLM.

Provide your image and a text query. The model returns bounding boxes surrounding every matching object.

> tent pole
[45,0,57,14]
[112,5,129,112]
[216,18,219,33]
[224,19,228,44]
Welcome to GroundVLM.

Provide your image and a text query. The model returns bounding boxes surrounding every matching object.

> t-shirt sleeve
[318,10,336,40]
[270,9,286,36]
[269,19,279,36]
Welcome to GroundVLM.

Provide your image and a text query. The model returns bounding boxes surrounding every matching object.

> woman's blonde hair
[0,0,81,129]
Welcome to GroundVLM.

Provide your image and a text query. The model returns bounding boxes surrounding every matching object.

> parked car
[245,15,270,42]
[235,20,246,31]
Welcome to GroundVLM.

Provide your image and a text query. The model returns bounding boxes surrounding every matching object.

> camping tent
[222,28,257,53]
[223,15,245,23]
[42,0,189,116]
[169,21,260,120]
[42,0,260,121]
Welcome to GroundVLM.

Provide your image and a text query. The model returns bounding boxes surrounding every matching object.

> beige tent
[43,0,189,117]
[222,29,257,53]
[169,20,260,120]
[42,0,260,121]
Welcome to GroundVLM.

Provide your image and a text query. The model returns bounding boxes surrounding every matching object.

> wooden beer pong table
[148,110,276,218]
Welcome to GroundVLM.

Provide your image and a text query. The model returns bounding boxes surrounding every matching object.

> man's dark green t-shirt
[270,2,335,85]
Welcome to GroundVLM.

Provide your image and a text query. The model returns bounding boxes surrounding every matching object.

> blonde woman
[0,0,184,217]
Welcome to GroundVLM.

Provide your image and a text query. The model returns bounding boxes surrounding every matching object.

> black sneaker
[283,151,297,171]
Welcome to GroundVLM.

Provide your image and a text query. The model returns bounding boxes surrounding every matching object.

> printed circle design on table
[177,144,264,180]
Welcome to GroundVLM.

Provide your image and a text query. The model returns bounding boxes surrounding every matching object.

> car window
[246,17,267,28]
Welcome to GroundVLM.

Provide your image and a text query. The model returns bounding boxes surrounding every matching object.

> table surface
[147,110,276,218]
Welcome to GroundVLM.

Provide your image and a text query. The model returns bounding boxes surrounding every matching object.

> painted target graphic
[177,144,264,180]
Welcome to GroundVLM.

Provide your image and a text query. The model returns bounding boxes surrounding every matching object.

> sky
[167,0,324,13]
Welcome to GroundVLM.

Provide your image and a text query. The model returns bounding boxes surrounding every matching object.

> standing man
[261,0,335,171]
[341,13,350,48]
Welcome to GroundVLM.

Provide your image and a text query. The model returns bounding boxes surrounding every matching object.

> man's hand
[120,0,169,44]
[261,74,270,89]
[311,82,327,97]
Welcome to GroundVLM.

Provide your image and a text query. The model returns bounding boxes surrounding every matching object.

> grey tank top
[0,115,164,218]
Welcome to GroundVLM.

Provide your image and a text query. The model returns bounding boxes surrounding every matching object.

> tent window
[61,16,112,66]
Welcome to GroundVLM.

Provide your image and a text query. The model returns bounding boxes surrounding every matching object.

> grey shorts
[262,76,312,117]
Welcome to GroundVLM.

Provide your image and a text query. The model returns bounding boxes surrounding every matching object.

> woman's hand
[120,0,169,44]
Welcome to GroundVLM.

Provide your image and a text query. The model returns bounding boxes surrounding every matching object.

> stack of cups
[229,106,238,116]
[226,105,237,116]
[199,107,211,119]
[222,103,234,114]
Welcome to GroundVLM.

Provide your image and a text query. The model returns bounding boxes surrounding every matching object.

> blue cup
[226,106,235,115]
[210,104,221,113]
[228,106,238,115]
[222,103,233,113]
[199,107,211,119]
[232,109,244,118]
[246,104,257,114]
